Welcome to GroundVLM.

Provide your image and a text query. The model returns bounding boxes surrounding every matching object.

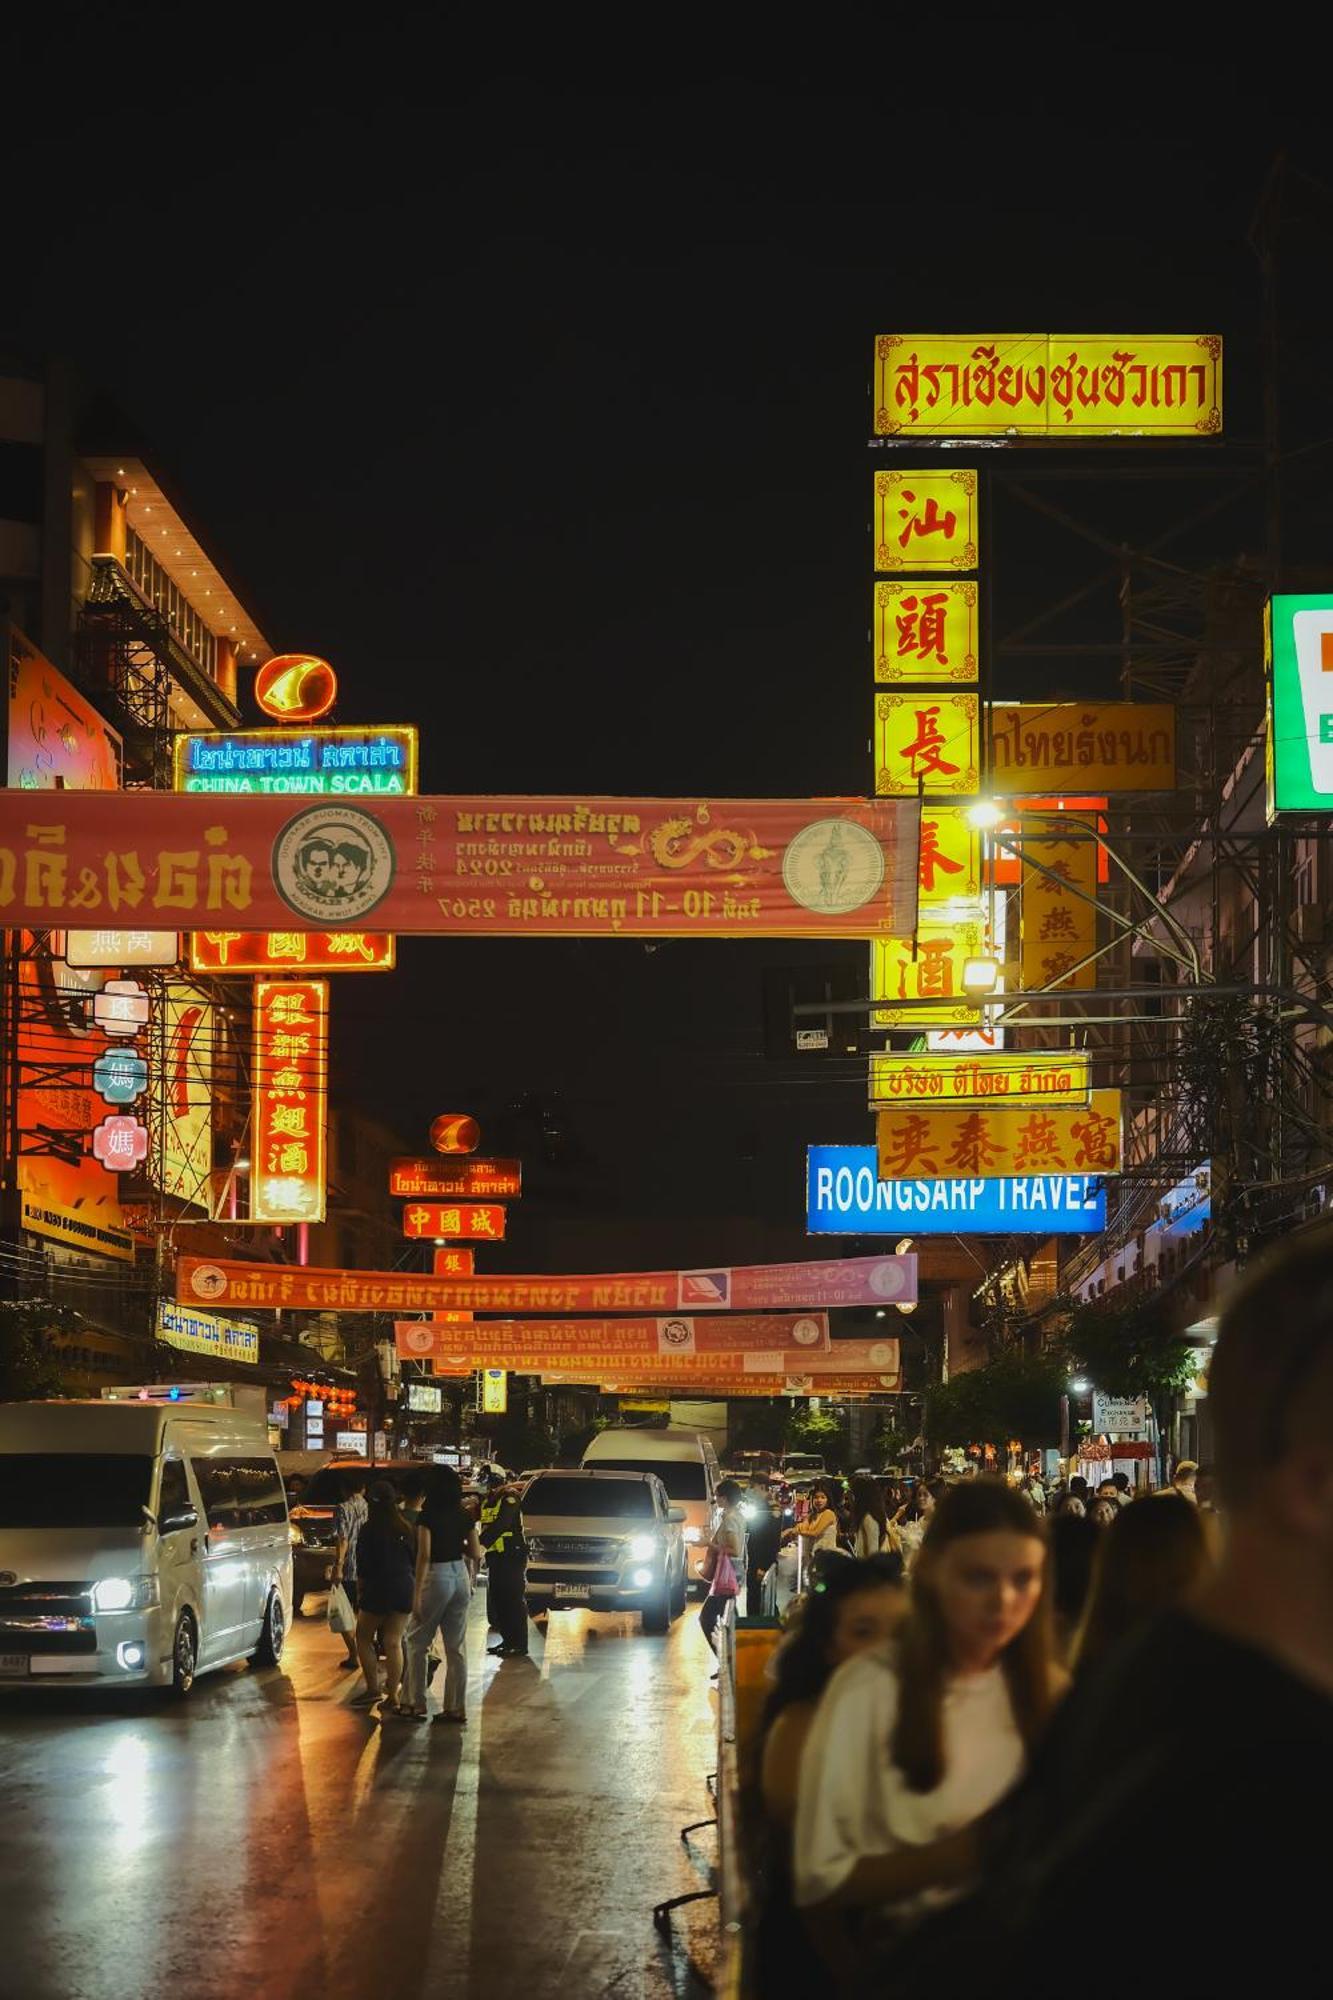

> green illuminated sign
[173,726,418,797]
[1267,594,1333,818]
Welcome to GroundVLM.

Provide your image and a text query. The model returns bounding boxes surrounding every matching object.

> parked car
[0,1397,290,1696]
[523,1469,687,1634]
[581,1428,720,1592]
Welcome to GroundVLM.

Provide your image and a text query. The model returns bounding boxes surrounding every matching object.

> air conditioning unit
[1293,904,1325,947]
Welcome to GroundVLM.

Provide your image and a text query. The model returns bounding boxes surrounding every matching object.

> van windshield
[590,1458,707,1501]
[0,1454,154,1528]
[526,1478,655,1518]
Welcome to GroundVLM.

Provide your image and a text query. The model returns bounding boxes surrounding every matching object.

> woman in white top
[848,1475,902,1563]
[794,1480,1057,1947]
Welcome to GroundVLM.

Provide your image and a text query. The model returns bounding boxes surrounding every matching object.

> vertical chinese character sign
[1018,821,1098,992]
[873,471,978,571]
[252,979,329,1223]
[874,581,979,683]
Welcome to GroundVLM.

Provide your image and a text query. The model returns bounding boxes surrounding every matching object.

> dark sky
[6,44,1328,1269]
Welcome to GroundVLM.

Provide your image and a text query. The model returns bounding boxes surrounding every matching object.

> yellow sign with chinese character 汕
[990,703,1175,792]
[875,693,980,798]
[1019,823,1098,992]
[874,470,978,572]
[869,1052,1091,1110]
[871,918,986,1028]
[873,335,1222,438]
[874,580,979,683]
[918,805,982,906]
[877,1089,1122,1182]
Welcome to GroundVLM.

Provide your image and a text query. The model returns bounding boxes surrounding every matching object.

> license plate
[553,1583,590,1603]
[0,1654,29,1678]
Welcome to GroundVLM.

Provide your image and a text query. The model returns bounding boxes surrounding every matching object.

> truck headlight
[627,1534,657,1561]
[682,1525,702,1544]
[93,1576,159,1612]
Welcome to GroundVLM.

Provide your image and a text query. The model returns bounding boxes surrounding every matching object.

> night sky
[5,47,1326,1273]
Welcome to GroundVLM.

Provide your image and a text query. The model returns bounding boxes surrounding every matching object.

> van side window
[158,1457,190,1520]
[191,1459,241,1529]
[191,1458,287,1529]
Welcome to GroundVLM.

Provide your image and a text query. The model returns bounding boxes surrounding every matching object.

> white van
[0,1398,291,1696]
[581,1428,720,1590]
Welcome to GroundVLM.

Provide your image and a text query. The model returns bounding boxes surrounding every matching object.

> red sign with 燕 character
[402,1202,506,1242]
[252,980,328,1223]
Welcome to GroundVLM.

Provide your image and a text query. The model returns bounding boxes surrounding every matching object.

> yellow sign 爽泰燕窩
[871,918,987,1028]
[869,1052,1091,1110]
[874,580,979,683]
[875,693,980,798]
[873,470,978,572]
[918,805,982,907]
[877,1090,1122,1181]
[1019,824,1098,992]
[990,704,1175,792]
[873,335,1223,438]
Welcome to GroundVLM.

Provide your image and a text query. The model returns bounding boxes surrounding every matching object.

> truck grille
[0,1581,93,1619]
[528,1536,621,1563]
[528,1566,621,1587]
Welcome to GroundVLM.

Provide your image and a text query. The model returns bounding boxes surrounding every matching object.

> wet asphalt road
[0,1592,721,2000]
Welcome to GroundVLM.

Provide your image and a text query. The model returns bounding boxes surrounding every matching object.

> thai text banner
[741,1338,901,1377]
[806,1146,1108,1235]
[394,1314,832,1364]
[874,335,1223,437]
[173,726,418,797]
[990,705,1175,792]
[877,1091,1121,1181]
[869,1054,1090,1109]
[177,1252,915,1313]
[544,1373,903,1397]
[0,793,922,940]
[390,1157,523,1199]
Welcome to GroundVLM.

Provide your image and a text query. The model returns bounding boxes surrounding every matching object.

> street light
[1070,1376,1091,1394]
[966,798,1006,830]
[962,956,1001,998]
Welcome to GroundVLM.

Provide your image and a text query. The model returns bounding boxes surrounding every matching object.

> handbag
[711,1549,740,1599]
[326,1582,355,1635]
[699,1542,720,1584]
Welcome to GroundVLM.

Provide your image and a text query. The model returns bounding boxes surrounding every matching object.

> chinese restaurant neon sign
[251,979,328,1224]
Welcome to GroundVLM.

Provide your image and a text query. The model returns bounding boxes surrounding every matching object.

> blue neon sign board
[806,1146,1107,1235]
[92,1051,148,1107]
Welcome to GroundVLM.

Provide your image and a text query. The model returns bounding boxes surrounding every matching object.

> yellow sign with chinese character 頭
[918,805,982,906]
[873,470,978,573]
[869,1052,1091,1110]
[877,1089,1122,1182]
[1019,824,1098,992]
[875,693,980,798]
[874,580,979,683]
[874,335,1222,438]
[871,918,986,1028]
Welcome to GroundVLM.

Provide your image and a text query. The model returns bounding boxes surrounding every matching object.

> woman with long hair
[1073,1493,1211,1680]
[848,1475,901,1562]
[401,1466,484,1723]
[351,1479,417,1712]
[699,1478,747,1655]
[896,1475,947,1569]
[781,1480,843,1563]
[794,1480,1058,1940]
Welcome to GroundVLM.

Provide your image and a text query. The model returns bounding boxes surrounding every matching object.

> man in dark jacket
[743,1473,782,1614]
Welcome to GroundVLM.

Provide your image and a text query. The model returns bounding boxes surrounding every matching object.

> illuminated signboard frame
[251,979,329,1224]
[806,1146,1107,1235]
[874,335,1223,437]
[173,726,419,797]
[156,1300,260,1366]
[188,930,395,974]
[1266,594,1333,818]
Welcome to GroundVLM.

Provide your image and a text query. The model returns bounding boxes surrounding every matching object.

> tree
[785,1406,850,1470]
[1058,1294,1198,1463]
[925,1352,1065,1449]
[0,1299,68,1402]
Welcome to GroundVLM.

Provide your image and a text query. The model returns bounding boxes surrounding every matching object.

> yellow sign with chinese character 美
[875,693,980,798]
[990,703,1175,792]
[877,1089,1122,1182]
[873,335,1222,438]
[1019,824,1098,992]
[918,805,982,906]
[872,918,986,1028]
[869,1052,1091,1110]
[874,470,978,572]
[874,580,979,683]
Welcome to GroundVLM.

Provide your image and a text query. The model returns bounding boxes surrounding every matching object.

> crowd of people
[741,1223,1333,1992]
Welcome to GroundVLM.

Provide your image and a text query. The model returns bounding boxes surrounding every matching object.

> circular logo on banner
[867,1260,908,1300]
[273,805,395,922]
[868,1342,897,1370]
[781,819,885,916]
[659,1318,695,1351]
[792,1317,823,1347]
[190,1264,228,1302]
[400,1325,434,1356]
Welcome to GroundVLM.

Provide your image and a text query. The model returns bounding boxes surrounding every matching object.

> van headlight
[627,1534,657,1561]
[682,1525,702,1544]
[289,1523,305,1547]
[92,1576,160,1612]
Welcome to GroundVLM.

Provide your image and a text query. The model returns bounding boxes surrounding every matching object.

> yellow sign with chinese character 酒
[875,693,980,798]
[874,580,979,683]
[1019,824,1098,992]
[874,335,1222,438]
[877,1090,1122,1182]
[873,470,978,572]
[869,1052,1091,1110]
[872,918,986,1028]
[918,805,982,906]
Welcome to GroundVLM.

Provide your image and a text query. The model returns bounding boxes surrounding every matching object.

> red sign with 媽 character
[402,1202,506,1242]
[252,979,328,1223]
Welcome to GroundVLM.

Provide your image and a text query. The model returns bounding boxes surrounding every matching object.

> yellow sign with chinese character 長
[874,335,1222,438]
[918,805,982,906]
[875,692,980,798]
[1019,824,1098,992]
[872,918,986,1028]
[874,580,979,683]
[877,1090,1122,1182]
[869,1052,1091,1110]
[873,470,978,572]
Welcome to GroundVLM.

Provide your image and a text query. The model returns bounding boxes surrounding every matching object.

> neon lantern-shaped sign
[254,653,338,724]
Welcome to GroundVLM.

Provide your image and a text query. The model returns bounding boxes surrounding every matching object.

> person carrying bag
[699,1479,746,1655]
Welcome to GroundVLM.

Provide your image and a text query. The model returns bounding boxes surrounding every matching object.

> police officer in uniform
[479,1468,529,1658]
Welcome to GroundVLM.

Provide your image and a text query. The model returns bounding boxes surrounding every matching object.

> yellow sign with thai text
[874,580,979,683]
[869,1053,1091,1110]
[1019,821,1098,992]
[873,470,978,572]
[872,918,986,1028]
[875,693,980,798]
[918,805,982,906]
[874,335,1222,438]
[991,704,1175,793]
[877,1090,1122,1181]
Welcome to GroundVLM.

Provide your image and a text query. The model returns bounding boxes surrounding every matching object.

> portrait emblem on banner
[657,1318,696,1354]
[273,805,395,921]
[189,1264,228,1302]
[792,1318,823,1347]
[782,819,886,915]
